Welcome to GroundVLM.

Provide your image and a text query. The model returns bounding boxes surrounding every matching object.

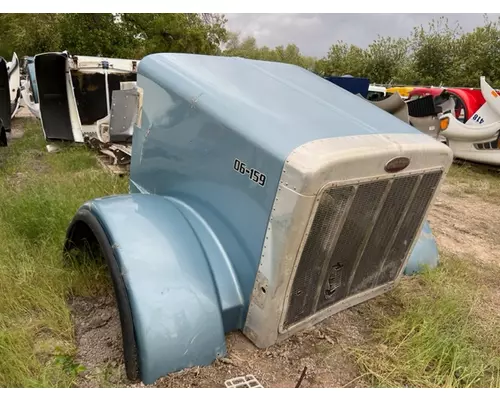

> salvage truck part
[439,76,500,166]
[365,91,409,122]
[34,51,139,154]
[406,94,445,142]
[63,53,453,385]
[386,86,415,100]
[20,56,40,119]
[0,57,10,141]
[20,76,40,119]
[0,119,6,147]
[0,52,22,143]
[408,84,497,124]
[8,53,21,120]
[331,76,445,139]
[365,92,444,140]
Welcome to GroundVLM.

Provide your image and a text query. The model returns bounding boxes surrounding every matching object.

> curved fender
[367,92,410,123]
[440,113,500,142]
[409,115,441,139]
[480,76,500,116]
[64,194,227,385]
[403,220,439,276]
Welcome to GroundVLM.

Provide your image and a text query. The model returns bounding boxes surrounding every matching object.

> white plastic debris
[225,374,264,388]
[46,144,61,153]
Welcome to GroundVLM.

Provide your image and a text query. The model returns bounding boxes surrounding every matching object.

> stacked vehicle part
[0,52,21,146]
[34,51,140,171]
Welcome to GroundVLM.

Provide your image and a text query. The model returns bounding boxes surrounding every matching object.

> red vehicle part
[408,87,500,123]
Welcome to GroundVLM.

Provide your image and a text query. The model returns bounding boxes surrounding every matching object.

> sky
[225,13,500,58]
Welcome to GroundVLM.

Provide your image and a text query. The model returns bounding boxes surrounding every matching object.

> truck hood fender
[64,194,243,384]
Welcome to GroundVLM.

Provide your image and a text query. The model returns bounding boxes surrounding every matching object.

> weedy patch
[0,120,127,387]
[445,162,500,200]
[350,254,500,388]
[54,350,87,378]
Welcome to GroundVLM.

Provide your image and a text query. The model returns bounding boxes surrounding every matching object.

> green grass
[0,120,128,387]
[351,254,500,388]
[445,162,500,200]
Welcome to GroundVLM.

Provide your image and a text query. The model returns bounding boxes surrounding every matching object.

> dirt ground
[427,184,500,266]
[72,294,378,388]
[9,105,32,139]
[10,104,500,388]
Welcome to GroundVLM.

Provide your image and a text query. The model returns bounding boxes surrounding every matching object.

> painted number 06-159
[233,159,266,187]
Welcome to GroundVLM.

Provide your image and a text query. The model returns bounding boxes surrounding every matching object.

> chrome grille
[283,170,443,329]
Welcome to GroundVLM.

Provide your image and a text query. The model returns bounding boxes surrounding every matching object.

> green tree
[274,44,316,70]
[364,36,410,83]
[58,14,136,58]
[409,16,463,86]
[222,32,315,70]
[121,13,228,57]
[318,41,367,77]
[458,14,500,87]
[0,14,63,58]
[2,13,500,88]
[0,13,228,60]
[223,35,262,59]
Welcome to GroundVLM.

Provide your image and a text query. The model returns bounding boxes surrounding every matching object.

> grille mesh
[379,171,443,283]
[284,186,353,326]
[346,175,419,298]
[315,180,387,310]
[283,170,442,329]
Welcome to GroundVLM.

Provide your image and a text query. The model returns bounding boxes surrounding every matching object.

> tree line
[1,13,499,87]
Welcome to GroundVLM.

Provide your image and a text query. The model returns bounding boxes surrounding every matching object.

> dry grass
[444,162,500,200]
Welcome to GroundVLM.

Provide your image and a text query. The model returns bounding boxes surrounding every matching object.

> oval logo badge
[384,156,410,173]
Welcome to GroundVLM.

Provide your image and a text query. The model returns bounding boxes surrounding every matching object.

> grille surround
[280,168,443,332]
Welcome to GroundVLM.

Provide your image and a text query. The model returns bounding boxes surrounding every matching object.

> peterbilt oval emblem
[384,156,410,173]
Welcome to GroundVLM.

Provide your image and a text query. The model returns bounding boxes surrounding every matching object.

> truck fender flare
[64,207,140,381]
[64,194,228,385]
[404,220,439,275]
